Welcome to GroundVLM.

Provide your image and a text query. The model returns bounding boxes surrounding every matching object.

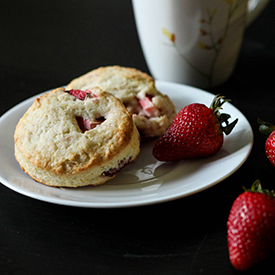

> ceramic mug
[132,0,269,89]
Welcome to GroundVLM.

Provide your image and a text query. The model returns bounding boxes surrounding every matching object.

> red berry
[153,95,238,161]
[265,131,275,166]
[227,181,275,271]
[258,119,275,166]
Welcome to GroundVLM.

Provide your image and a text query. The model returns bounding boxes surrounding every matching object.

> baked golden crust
[14,87,140,187]
[67,66,176,140]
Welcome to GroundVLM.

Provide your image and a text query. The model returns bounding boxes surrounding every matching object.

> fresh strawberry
[227,180,275,271]
[258,119,275,166]
[152,95,238,161]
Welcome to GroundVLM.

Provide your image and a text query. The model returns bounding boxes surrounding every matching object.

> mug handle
[246,0,270,26]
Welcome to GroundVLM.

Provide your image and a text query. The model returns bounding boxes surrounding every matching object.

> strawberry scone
[67,66,176,140]
[14,87,140,187]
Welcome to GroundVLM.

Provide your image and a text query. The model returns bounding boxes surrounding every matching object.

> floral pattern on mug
[162,0,244,88]
[162,27,175,43]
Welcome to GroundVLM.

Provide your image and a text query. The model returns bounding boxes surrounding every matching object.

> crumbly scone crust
[14,87,140,187]
[67,66,176,140]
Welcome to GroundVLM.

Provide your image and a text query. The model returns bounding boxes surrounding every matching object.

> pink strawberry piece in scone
[76,117,94,132]
[138,94,159,117]
[67,89,98,100]
[68,89,89,100]
[76,116,105,133]
[66,89,105,132]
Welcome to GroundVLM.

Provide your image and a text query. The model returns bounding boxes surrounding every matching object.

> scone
[67,66,176,140]
[14,87,140,187]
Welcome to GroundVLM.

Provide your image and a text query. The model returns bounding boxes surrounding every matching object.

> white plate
[0,81,253,208]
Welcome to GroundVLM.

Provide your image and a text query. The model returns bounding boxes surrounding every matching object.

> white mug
[132,0,269,89]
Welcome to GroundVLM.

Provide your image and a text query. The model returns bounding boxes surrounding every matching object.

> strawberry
[152,95,238,161]
[227,180,275,271]
[258,119,275,166]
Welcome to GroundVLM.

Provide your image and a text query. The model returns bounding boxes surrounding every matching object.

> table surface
[1,1,275,274]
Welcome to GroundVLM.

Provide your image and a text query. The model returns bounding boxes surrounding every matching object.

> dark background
[1,1,275,274]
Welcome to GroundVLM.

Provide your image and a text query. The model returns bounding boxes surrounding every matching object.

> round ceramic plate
[0,81,253,208]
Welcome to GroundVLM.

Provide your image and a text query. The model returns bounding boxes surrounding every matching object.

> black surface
[1,1,275,274]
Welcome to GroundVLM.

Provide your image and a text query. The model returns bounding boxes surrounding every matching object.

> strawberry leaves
[210,95,238,135]
[243,180,275,198]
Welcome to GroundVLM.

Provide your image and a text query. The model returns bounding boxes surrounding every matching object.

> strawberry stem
[210,95,238,135]
[243,180,275,198]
